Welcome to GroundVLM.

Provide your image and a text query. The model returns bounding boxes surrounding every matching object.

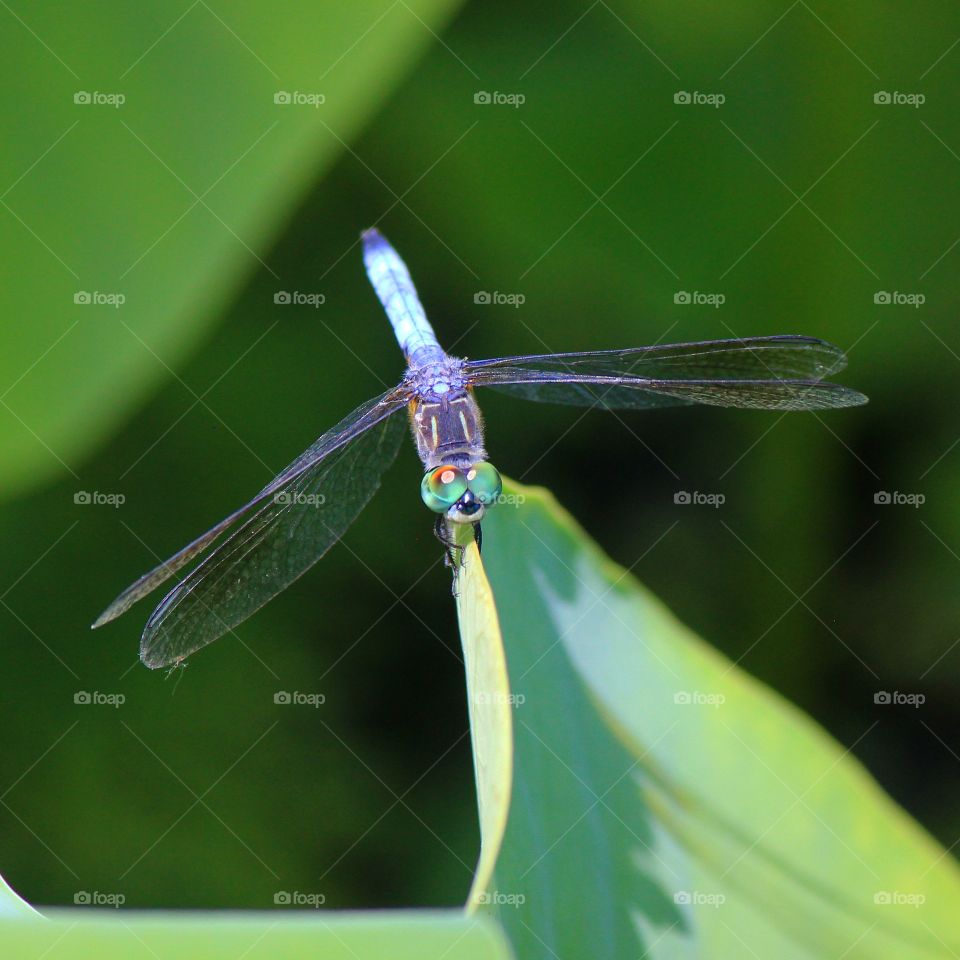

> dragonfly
[93,228,867,668]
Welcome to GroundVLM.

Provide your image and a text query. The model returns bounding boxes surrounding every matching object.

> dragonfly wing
[137,406,407,668]
[465,335,850,379]
[473,374,866,410]
[93,389,409,661]
[464,336,867,411]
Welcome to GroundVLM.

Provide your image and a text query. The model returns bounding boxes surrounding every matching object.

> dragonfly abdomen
[362,228,442,367]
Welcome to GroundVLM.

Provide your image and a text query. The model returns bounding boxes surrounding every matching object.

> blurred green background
[2,0,958,911]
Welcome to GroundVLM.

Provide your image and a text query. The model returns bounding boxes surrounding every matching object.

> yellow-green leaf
[0,910,512,959]
[468,479,960,959]
[454,539,513,910]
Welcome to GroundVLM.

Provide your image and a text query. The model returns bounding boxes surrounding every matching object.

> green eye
[466,462,502,505]
[421,465,467,512]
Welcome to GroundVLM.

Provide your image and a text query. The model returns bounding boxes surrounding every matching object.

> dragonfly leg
[434,516,462,568]
[164,658,188,691]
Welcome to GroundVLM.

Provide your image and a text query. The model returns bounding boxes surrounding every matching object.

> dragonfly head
[421,462,503,525]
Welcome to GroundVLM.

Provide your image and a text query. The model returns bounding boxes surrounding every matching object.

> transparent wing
[464,335,866,411]
[93,388,409,667]
[466,335,849,379]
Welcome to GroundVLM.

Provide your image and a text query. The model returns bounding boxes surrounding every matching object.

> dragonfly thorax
[409,386,486,471]
[405,355,469,402]
[404,355,485,471]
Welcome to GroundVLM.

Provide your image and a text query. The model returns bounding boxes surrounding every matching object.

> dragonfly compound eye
[421,465,468,513]
[466,462,503,505]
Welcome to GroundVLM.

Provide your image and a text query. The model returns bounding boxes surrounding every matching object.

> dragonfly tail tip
[361,226,386,250]
[90,605,120,630]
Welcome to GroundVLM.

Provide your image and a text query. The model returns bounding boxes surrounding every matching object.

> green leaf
[0,876,39,919]
[454,538,513,909]
[0,0,460,498]
[0,910,512,958]
[467,480,960,959]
